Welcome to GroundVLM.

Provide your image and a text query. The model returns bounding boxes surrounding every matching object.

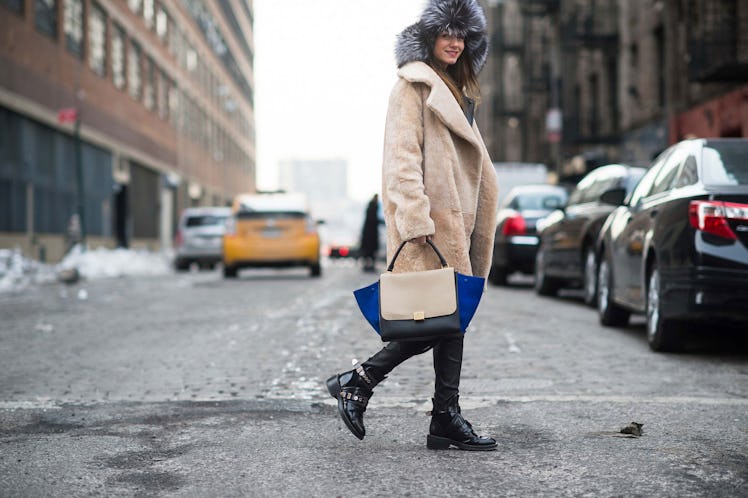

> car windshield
[701,141,748,185]
[236,210,305,220]
[515,193,565,211]
[185,215,227,227]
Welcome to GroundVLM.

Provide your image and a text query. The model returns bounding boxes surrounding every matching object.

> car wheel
[646,265,680,352]
[223,265,238,278]
[310,263,322,277]
[582,246,597,306]
[488,265,507,286]
[534,247,560,296]
[174,259,190,272]
[597,256,630,326]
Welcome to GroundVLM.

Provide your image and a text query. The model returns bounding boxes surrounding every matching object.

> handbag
[353,240,485,342]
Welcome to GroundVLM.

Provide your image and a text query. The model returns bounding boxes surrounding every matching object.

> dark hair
[428,44,481,108]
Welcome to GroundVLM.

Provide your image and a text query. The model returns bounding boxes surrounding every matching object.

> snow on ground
[0,245,173,294]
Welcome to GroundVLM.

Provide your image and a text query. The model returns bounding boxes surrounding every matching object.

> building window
[588,73,599,135]
[143,0,154,29]
[143,58,155,110]
[185,44,197,72]
[654,25,665,110]
[88,3,107,76]
[156,6,168,41]
[128,42,142,100]
[2,0,24,15]
[127,0,141,15]
[111,25,126,89]
[158,70,169,120]
[64,0,84,57]
[168,84,179,128]
[629,43,639,69]
[35,0,57,39]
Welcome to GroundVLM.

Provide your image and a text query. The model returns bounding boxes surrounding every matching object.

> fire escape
[687,0,748,82]
[560,0,620,151]
[520,1,558,165]
[489,0,560,164]
[489,1,526,159]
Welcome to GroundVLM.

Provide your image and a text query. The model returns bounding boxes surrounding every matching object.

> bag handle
[386,239,449,272]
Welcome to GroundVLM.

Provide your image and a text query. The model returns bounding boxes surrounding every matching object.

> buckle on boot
[355,365,373,386]
[340,387,369,407]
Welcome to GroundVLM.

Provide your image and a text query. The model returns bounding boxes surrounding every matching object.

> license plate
[510,235,539,246]
[262,228,282,238]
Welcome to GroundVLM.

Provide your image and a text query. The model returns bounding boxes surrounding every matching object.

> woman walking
[326,0,499,451]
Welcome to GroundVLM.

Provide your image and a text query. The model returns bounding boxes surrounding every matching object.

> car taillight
[339,246,349,257]
[503,213,527,236]
[174,231,183,247]
[688,200,748,240]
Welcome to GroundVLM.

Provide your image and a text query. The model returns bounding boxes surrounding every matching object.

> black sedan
[534,164,646,303]
[489,184,568,285]
[596,138,748,351]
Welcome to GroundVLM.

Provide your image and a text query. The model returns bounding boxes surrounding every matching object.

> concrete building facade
[0,0,255,261]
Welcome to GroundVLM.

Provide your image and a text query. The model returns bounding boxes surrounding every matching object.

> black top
[463,96,475,126]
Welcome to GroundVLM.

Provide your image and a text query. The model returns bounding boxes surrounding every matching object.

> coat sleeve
[469,156,499,278]
[382,80,435,241]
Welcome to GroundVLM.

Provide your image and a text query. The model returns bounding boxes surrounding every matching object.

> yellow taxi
[222,192,322,278]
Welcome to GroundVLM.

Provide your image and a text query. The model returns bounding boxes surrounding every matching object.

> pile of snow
[59,245,172,279]
[0,245,173,294]
[0,248,57,293]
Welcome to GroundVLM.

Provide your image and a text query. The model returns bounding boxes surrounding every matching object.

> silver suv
[174,206,231,271]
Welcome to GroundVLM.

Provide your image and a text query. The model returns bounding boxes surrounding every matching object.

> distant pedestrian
[359,194,380,272]
[325,0,499,450]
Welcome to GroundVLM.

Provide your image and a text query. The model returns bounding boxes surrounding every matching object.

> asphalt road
[1,262,747,497]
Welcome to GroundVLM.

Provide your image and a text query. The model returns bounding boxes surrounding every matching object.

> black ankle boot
[325,366,377,440]
[426,397,497,451]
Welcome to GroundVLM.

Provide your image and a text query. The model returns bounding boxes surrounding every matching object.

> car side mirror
[599,187,627,206]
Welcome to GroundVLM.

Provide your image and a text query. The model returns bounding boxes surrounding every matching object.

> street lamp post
[58,106,87,251]
[74,114,87,250]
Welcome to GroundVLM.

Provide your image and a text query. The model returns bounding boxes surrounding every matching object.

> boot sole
[325,374,364,440]
[426,434,497,451]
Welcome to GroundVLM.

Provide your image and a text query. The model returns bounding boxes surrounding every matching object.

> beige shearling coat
[382,61,499,278]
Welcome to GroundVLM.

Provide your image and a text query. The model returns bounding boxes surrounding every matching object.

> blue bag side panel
[457,273,485,332]
[353,281,381,334]
[353,274,484,336]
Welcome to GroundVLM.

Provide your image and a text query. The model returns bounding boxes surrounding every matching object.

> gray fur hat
[395,0,488,75]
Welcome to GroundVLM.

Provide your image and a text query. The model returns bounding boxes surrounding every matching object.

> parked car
[222,192,322,278]
[174,206,231,271]
[534,164,646,303]
[596,138,748,351]
[489,184,568,285]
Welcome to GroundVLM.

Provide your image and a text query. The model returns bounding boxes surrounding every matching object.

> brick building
[0,0,255,261]
[479,0,748,182]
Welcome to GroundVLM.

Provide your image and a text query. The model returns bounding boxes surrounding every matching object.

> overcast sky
[253,0,425,201]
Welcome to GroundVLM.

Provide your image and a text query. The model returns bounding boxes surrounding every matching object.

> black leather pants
[361,334,463,408]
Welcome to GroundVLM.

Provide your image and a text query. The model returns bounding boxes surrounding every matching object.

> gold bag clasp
[413,311,425,321]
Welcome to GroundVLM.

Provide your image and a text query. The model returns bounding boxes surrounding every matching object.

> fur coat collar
[398,62,483,154]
